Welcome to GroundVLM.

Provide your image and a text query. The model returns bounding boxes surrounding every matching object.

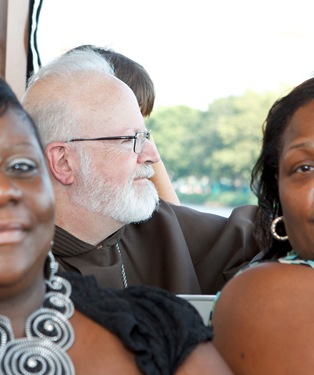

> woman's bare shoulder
[213,262,314,333]
[175,342,233,375]
[212,263,314,375]
[217,262,314,306]
[69,310,141,375]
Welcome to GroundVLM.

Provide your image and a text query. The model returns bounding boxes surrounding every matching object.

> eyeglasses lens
[134,132,149,154]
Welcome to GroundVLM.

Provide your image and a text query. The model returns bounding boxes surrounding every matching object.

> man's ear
[45,142,75,185]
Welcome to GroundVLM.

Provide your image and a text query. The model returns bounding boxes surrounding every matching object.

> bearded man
[23,49,259,294]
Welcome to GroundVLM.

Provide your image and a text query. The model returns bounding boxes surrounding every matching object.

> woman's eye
[7,159,38,174]
[295,165,314,173]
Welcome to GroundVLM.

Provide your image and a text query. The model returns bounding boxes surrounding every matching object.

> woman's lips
[0,224,26,244]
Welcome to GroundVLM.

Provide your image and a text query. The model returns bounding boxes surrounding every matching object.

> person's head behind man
[22,49,160,244]
[67,44,155,118]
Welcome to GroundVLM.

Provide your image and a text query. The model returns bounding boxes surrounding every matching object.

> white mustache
[133,165,155,179]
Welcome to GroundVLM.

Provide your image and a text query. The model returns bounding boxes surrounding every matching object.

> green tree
[204,90,278,183]
[146,89,281,204]
[146,105,202,179]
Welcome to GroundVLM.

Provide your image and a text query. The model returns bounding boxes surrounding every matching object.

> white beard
[72,156,159,224]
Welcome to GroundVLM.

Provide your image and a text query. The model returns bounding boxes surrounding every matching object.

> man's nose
[137,139,160,164]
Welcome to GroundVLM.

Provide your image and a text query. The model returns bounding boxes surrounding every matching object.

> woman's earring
[271,216,288,241]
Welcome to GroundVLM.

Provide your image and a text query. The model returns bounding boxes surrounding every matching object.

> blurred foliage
[145,89,281,206]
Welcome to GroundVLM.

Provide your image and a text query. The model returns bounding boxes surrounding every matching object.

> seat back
[177,294,216,325]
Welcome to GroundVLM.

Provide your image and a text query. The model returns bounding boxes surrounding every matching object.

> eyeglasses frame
[67,130,151,154]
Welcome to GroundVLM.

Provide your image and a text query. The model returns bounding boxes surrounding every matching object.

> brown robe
[53,200,259,294]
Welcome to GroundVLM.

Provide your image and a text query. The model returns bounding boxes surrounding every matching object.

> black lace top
[63,273,212,375]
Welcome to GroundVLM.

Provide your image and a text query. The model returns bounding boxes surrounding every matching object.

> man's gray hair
[22,49,115,146]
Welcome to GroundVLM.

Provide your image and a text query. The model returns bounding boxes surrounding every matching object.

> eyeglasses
[67,130,151,154]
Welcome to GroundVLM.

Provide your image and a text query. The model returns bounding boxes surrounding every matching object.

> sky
[36,0,314,110]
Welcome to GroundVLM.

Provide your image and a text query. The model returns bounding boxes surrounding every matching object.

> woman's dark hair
[251,77,314,253]
[0,76,44,152]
